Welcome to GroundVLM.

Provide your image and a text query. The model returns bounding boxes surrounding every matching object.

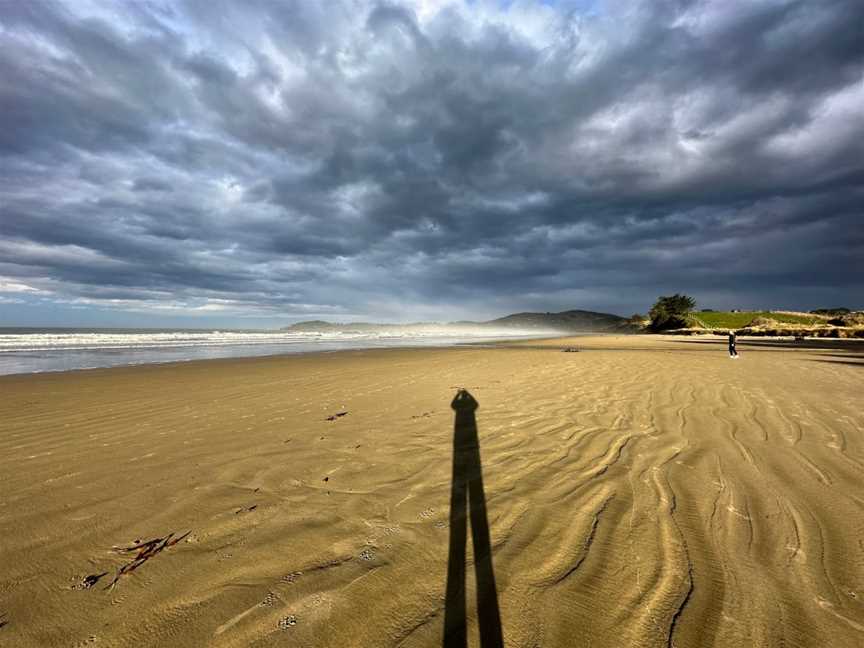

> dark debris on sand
[106,530,191,590]
[278,614,297,629]
[73,572,109,590]
[325,411,349,421]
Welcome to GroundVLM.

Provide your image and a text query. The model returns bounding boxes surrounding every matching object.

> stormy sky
[1,0,862,327]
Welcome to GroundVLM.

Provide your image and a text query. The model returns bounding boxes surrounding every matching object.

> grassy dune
[689,311,826,329]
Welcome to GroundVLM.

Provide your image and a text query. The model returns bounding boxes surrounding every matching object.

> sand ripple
[1,336,862,646]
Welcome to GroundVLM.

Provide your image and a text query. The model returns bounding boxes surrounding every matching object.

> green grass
[688,311,824,329]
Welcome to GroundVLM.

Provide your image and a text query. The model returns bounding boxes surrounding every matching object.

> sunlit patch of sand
[1,336,862,646]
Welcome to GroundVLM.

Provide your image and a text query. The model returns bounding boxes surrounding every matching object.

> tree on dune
[649,294,696,331]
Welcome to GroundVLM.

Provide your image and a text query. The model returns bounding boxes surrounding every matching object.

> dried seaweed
[106,530,190,590]
[325,411,348,421]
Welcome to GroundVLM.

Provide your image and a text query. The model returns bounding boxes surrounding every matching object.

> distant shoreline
[0,331,567,378]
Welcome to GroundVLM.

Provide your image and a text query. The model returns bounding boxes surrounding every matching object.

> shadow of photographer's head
[451,389,478,412]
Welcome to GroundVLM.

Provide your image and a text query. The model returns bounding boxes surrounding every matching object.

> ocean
[0,327,547,376]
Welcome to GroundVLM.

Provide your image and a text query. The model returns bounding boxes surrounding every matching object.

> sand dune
[1,335,863,647]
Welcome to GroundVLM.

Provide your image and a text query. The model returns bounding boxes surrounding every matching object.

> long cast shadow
[443,389,504,648]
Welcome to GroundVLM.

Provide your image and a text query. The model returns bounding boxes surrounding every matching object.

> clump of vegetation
[649,294,696,331]
[811,308,851,316]
[747,316,779,327]
[628,313,648,326]
[828,312,864,327]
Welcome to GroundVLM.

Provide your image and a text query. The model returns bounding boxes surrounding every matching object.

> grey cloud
[1,0,862,324]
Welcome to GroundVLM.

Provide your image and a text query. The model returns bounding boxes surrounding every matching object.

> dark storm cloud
[1,0,862,323]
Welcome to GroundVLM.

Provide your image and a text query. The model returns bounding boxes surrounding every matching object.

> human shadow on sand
[443,389,504,648]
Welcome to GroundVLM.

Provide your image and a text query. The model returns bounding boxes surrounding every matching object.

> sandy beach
[1,335,863,647]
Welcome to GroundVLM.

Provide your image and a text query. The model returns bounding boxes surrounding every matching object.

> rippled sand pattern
[1,336,862,647]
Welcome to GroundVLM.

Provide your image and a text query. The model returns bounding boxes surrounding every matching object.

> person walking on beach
[728,330,739,358]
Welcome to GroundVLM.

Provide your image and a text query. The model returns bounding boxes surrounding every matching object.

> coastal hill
[485,309,631,332]
[283,309,635,334]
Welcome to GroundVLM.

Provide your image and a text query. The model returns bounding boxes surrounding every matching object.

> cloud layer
[2,0,863,325]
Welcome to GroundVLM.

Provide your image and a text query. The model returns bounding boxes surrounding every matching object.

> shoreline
[0,334,565,379]
[0,332,622,379]
[5,330,862,379]
[0,340,470,380]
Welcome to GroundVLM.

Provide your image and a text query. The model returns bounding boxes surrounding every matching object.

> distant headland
[283,309,639,334]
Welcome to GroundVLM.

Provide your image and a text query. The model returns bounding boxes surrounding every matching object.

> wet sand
[1,335,863,647]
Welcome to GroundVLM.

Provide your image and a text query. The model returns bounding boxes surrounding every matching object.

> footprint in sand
[726,504,751,520]
[418,508,435,519]
[281,571,302,584]
[109,593,128,607]
[260,591,279,607]
[278,615,297,630]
